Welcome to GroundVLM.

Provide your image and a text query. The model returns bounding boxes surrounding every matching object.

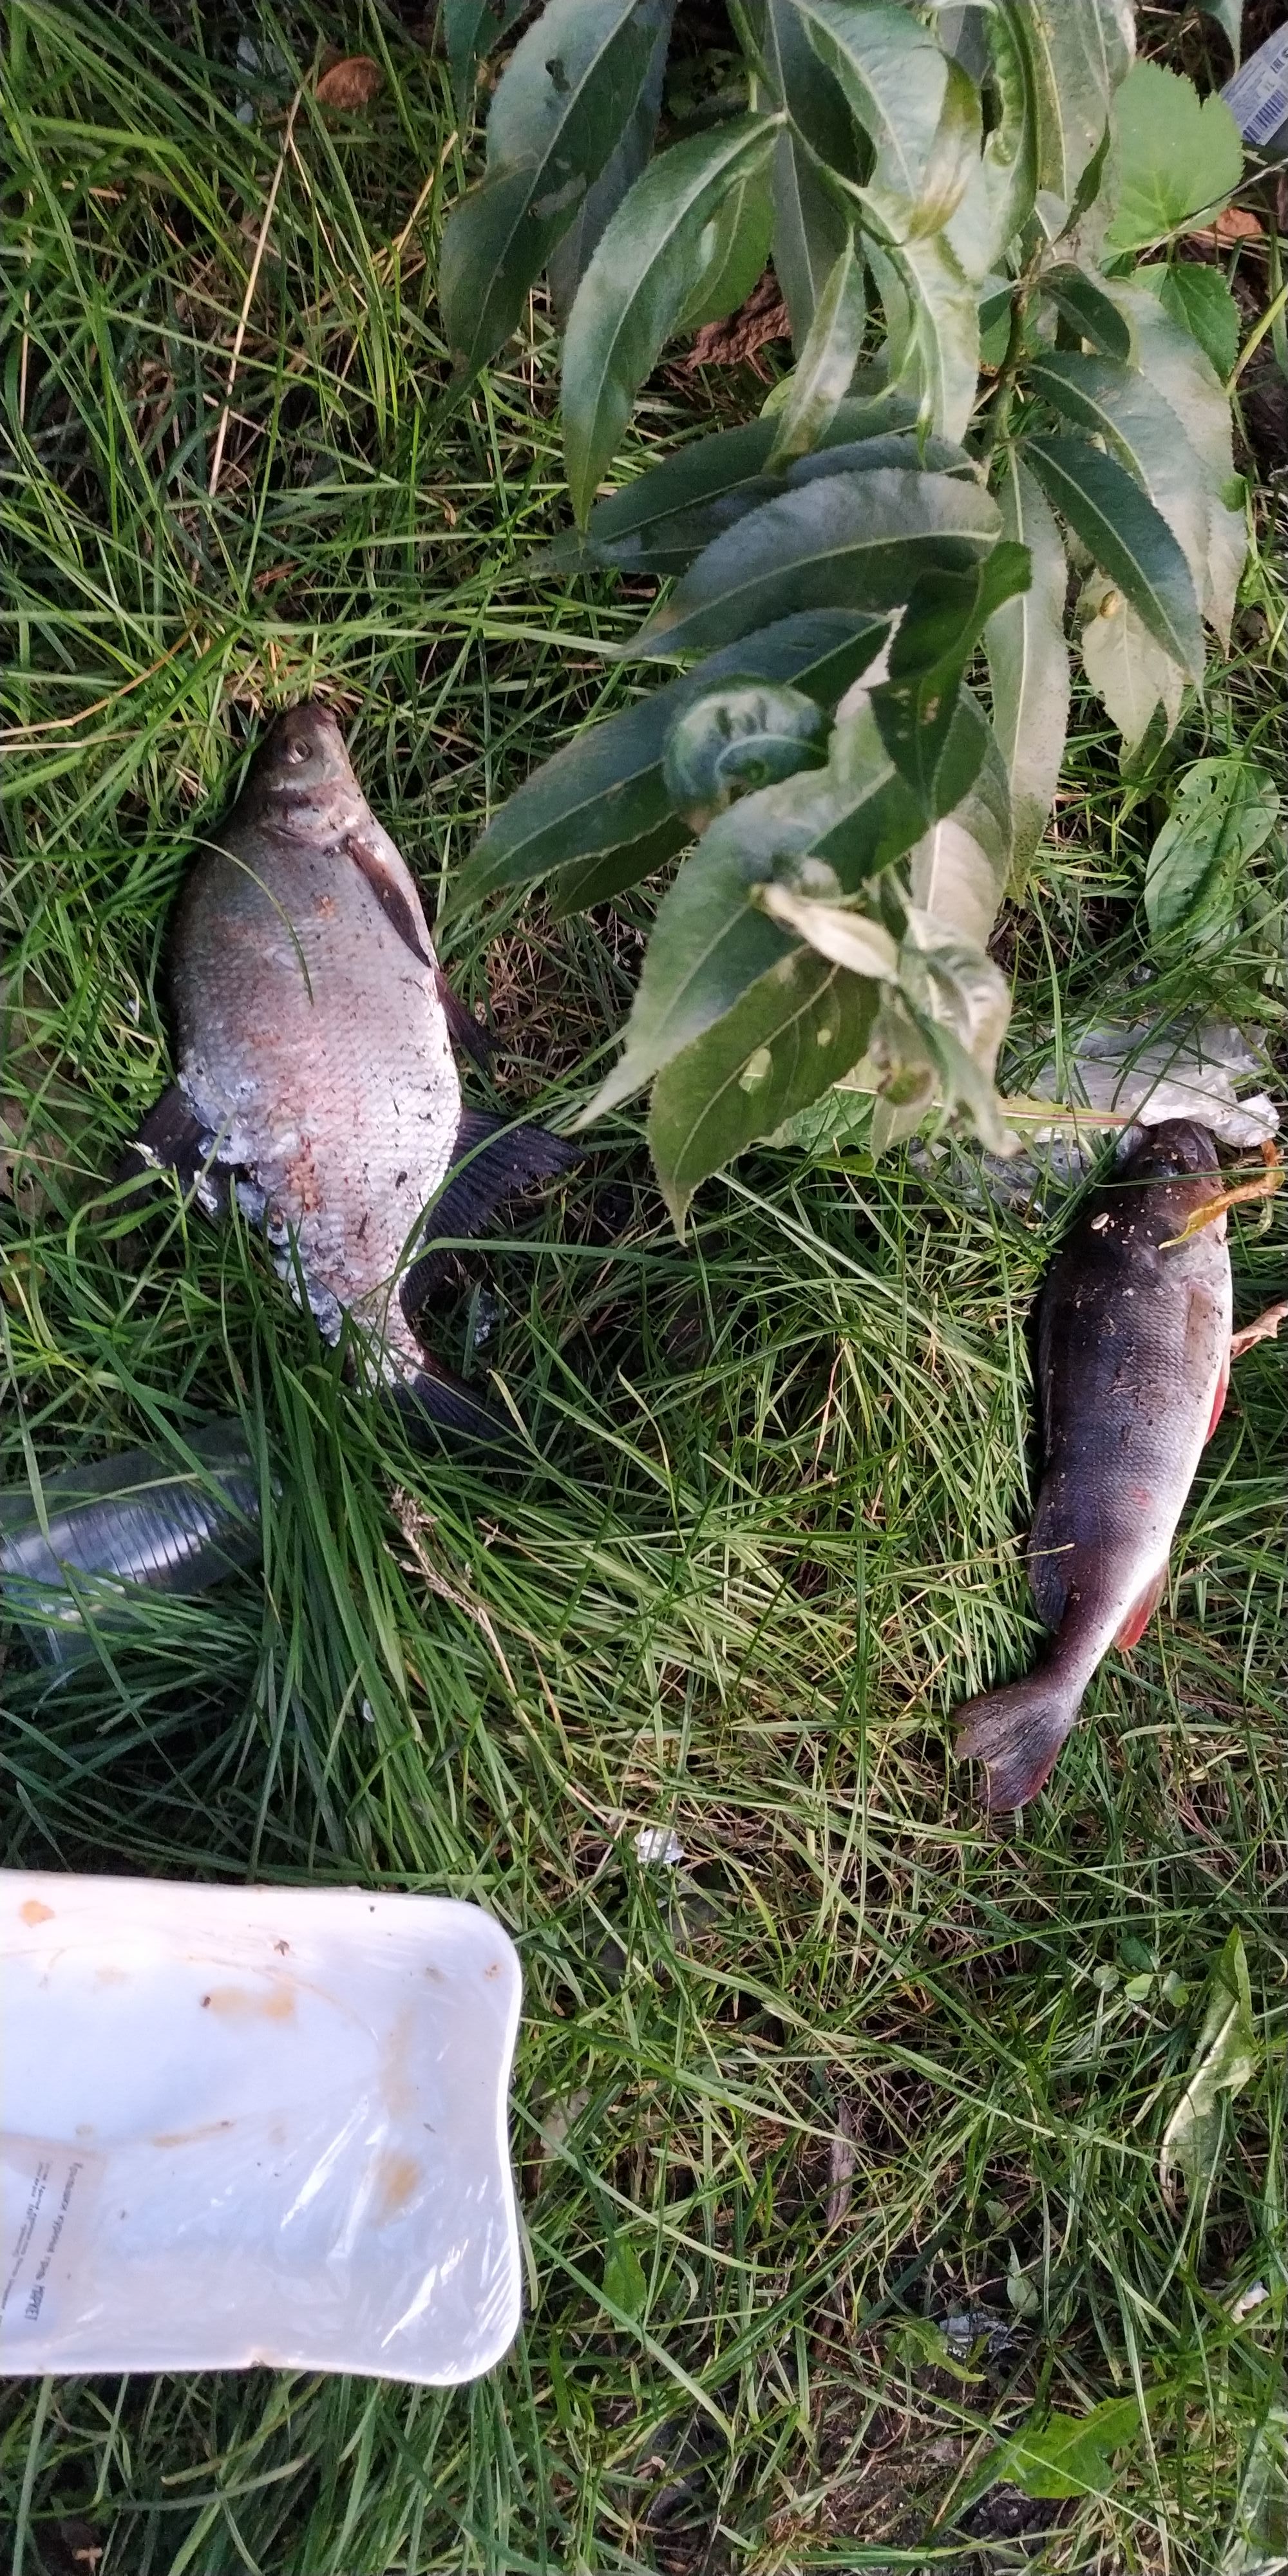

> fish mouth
[1119,1117,1222,1184]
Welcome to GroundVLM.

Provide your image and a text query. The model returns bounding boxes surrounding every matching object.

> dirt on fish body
[957,1119,1233,1810]
[122,703,570,1433]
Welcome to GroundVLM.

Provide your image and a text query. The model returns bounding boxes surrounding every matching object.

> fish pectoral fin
[1206,1352,1230,1442]
[1113,1564,1168,1652]
[435,965,491,1069]
[401,1112,580,1317]
[343,821,436,969]
[113,1086,226,1215]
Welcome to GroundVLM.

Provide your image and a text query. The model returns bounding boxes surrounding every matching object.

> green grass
[3,5,1287,2570]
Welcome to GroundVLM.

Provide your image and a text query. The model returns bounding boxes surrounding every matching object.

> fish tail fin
[956,1669,1085,1812]
[391,1355,515,1446]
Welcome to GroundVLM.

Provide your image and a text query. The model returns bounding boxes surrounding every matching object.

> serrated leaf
[548,1,674,325]
[663,683,830,828]
[678,155,775,331]
[995,0,1134,205]
[1101,279,1245,643]
[960,2398,1143,2510]
[1025,434,1204,681]
[1144,757,1280,953]
[639,467,1001,658]
[791,0,955,214]
[648,946,880,1232]
[870,544,1030,815]
[947,5,1037,276]
[1136,261,1241,384]
[985,453,1070,877]
[1105,60,1244,253]
[565,383,919,575]
[442,0,528,108]
[1039,263,1132,361]
[762,0,864,340]
[765,232,867,468]
[1160,1927,1260,2201]
[1025,350,1212,638]
[562,115,781,522]
[867,228,981,444]
[601,2236,648,2319]
[439,0,672,381]
[455,612,886,905]
[1079,569,1186,757]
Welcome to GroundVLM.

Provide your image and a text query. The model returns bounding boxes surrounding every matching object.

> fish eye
[284,734,310,764]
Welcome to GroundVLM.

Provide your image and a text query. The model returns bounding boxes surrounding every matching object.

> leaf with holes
[648,944,880,1233]
[1079,571,1186,757]
[562,114,780,522]
[1025,435,1204,681]
[639,467,1000,658]
[440,0,673,380]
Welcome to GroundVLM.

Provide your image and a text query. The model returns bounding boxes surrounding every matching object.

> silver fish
[956,1120,1233,1810]
[121,704,571,1432]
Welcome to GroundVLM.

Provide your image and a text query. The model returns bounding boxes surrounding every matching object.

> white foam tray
[0,1873,522,2382]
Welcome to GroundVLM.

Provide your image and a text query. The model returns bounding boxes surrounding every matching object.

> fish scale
[956,1119,1232,1810]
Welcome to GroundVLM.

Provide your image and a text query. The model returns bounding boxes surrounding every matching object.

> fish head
[1119,1119,1222,1186]
[243,703,362,838]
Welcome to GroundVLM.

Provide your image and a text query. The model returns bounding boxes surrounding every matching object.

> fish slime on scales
[955,1119,1235,1812]
[118,703,575,1437]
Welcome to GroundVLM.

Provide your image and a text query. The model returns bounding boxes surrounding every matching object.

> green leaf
[1225,2401,1288,2576]
[639,466,1001,658]
[648,945,880,1233]
[562,115,780,522]
[548,813,690,920]
[870,544,1030,816]
[601,2236,648,2319]
[866,228,981,444]
[896,911,1013,1151]
[1025,350,1212,640]
[439,0,672,381]
[762,0,862,341]
[1102,278,1245,643]
[663,683,830,829]
[547,1,674,325]
[960,2398,1143,2512]
[1136,261,1241,384]
[442,0,529,108]
[1105,61,1244,253]
[1024,434,1204,682]
[985,453,1070,878]
[454,612,887,905]
[909,726,1012,948]
[994,0,1134,205]
[1039,262,1132,361]
[791,0,954,216]
[1160,1927,1260,2201]
[755,881,900,982]
[1144,757,1280,953]
[1078,570,1186,758]
[947,5,1037,276]
[764,232,867,469]
[564,383,919,574]
[678,155,775,331]
[1198,0,1243,69]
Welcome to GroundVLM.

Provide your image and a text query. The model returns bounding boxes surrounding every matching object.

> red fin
[1206,1354,1229,1443]
[1114,1564,1168,1651]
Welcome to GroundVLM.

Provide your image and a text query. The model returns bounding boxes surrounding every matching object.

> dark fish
[120,704,572,1434]
[956,1119,1233,1810]
[0,1423,261,1671]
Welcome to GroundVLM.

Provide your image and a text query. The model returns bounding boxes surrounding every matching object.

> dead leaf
[1184,206,1265,246]
[316,54,384,110]
[1160,1927,1260,2207]
[670,271,790,379]
[1230,1300,1288,1361]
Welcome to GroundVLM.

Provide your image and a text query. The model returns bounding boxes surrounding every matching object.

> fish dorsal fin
[1114,1563,1168,1651]
[343,819,435,970]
